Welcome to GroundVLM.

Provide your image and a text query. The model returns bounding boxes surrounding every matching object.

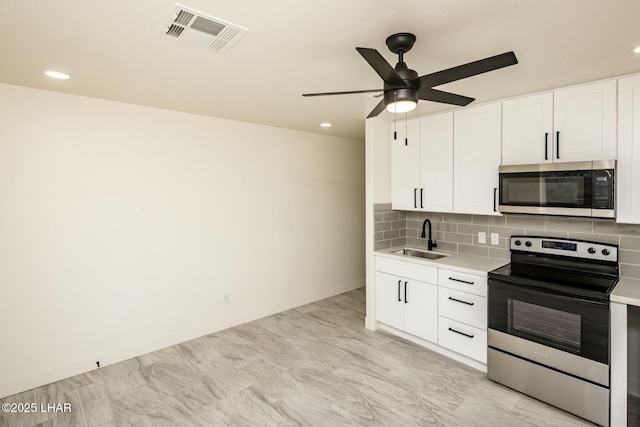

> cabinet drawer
[438,268,487,297]
[438,317,487,363]
[376,256,438,284]
[438,288,487,330]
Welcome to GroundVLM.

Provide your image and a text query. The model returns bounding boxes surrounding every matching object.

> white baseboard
[0,279,364,399]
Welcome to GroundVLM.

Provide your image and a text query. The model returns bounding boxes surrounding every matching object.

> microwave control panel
[593,169,614,209]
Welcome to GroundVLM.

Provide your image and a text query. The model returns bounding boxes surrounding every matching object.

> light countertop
[375,246,509,275]
[611,277,640,307]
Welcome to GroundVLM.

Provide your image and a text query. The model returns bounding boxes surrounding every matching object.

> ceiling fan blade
[356,47,407,87]
[302,89,382,97]
[419,88,475,106]
[367,100,387,118]
[419,51,518,87]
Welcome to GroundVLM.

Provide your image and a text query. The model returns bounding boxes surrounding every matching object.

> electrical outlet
[478,232,486,244]
[223,293,230,305]
[491,233,500,245]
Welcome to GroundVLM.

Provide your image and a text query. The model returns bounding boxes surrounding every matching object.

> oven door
[488,278,609,365]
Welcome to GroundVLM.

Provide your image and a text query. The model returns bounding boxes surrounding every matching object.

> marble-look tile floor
[1,288,595,426]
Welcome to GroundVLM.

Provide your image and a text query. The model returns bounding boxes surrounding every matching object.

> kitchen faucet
[421,219,437,251]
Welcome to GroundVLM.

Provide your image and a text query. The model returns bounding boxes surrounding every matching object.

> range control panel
[510,236,618,262]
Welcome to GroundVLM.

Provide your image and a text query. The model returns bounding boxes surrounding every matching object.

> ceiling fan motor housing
[384,62,419,107]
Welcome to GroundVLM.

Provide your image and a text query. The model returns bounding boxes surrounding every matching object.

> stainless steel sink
[389,248,449,260]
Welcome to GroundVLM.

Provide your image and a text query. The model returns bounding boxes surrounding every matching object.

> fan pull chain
[393,91,397,140]
[404,108,408,146]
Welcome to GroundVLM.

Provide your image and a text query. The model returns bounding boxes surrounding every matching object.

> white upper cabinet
[617,75,640,224]
[454,102,502,216]
[390,118,420,210]
[419,113,454,212]
[553,80,617,162]
[501,80,617,165]
[502,92,553,165]
[390,113,453,212]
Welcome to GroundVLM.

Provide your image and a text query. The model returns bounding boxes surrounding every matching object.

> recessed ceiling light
[320,123,332,128]
[45,70,70,79]
[633,46,640,54]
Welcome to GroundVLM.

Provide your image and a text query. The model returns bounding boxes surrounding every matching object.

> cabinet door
[375,272,404,330]
[404,280,438,343]
[553,80,617,162]
[391,119,421,210]
[453,102,502,215]
[617,75,640,224]
[502,93,553,165]
[420,112,454,212]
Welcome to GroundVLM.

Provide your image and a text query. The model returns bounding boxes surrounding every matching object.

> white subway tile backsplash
[373,204,640,279]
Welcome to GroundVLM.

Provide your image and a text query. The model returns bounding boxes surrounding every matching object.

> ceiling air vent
[161,4,247,53]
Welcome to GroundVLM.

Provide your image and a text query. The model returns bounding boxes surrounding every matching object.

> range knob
[588,247,596,254]
[514,240,522,246]
[602,248,611,256]
[525,241,532,247]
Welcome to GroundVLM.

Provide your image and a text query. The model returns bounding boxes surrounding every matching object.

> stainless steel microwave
[498,160,615,218]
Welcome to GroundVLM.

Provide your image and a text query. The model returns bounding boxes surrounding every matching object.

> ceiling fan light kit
[386,100,417,113]
[302,32,518,118]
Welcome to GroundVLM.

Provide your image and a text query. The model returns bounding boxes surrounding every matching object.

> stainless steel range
[488,236,619,427]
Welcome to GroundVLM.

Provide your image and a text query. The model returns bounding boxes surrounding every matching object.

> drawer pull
[448,327,474,339]
[448,277,475,285]
[448,296,474,306]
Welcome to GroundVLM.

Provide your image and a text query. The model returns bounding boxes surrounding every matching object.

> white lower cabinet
[438,317,488,364]
[375,256,489,366]
[438,268,488,362]
[438,287,487,330]
[375,258,438,343]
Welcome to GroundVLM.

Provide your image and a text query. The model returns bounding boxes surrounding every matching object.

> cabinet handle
[405,137,408,146]
[448,296,474,306]
[544,132,549,160]
[397,280,401,302]
[404,282,408,304]
[493,188,497,212]
[448,277,475,285]
[556,131,560,159]
[448,327,474,339]
[414,189,417,209]
[420,188,424,209]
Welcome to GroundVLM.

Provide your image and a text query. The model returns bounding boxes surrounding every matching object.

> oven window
[509,299,581,353]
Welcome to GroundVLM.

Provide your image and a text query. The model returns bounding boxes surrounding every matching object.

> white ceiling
[1,0,639,140]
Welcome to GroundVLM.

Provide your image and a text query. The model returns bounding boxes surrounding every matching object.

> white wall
[0,83,365,398]
[371,119,391,204]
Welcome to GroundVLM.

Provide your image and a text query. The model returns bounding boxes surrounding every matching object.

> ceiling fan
[302,33,518,118]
